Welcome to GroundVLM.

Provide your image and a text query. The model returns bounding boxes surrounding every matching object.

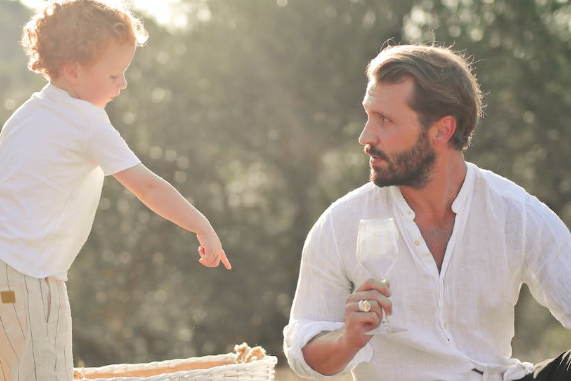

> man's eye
[110,75,118,80]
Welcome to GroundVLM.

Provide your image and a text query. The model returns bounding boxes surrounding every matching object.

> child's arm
[113,163,231,269]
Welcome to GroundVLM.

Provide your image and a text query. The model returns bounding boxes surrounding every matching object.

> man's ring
[358,300,371,312]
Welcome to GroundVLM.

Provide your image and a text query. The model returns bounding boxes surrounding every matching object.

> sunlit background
[1,0,571,380]
[19,0,194,29]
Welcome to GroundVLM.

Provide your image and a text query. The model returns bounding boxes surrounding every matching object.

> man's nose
[358,122,376,146]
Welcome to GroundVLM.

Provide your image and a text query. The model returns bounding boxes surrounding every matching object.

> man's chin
[372,171,431,190]
[370,170,414,189]
[370,171,393,188]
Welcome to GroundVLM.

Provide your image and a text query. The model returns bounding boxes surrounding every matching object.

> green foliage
[0,0,44,122]
[0,0,569,368]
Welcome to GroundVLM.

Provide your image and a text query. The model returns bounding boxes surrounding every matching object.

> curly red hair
[21,0,148,80]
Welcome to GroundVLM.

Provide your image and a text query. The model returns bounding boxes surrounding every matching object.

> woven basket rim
[78,353,239,374]
[75,354,277,381]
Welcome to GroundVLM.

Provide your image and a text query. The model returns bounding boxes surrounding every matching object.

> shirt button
[414,240,420,246]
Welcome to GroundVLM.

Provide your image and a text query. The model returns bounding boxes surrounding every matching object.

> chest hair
[415,215,455,272]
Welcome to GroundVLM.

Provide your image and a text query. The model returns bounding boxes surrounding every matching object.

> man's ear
[62,62,80,84]
[431,115,457,146]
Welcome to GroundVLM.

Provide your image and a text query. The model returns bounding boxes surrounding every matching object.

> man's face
[360,78,436,189]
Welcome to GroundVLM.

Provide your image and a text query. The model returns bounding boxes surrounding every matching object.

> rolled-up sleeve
[283,210,373,378]
[283,320,373,378]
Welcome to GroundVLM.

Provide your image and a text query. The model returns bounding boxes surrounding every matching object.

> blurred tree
[72,0,417,365]
[0,0,44,122]
[1,0,570,370]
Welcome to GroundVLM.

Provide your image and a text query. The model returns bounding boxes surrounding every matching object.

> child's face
[74,41,136,108]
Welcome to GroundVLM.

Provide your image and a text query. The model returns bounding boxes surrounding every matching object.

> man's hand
[344,278,392,347]
[302,278,392,375]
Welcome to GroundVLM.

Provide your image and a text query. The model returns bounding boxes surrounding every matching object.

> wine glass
[356,218,406,334]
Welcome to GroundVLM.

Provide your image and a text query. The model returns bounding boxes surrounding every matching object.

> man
[283,43,571,381]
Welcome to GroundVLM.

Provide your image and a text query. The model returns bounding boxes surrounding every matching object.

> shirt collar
[40,83,108,119]
[43,83,73,99]
[388,162,476,219]
[451,162,475,214]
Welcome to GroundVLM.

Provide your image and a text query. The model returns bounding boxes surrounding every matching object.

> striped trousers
[0,261,73,381]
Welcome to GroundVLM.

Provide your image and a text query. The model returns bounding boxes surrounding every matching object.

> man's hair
[366,43,483,151]
[21,0,148,80]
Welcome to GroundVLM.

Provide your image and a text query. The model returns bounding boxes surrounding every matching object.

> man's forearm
[302,329,361,376]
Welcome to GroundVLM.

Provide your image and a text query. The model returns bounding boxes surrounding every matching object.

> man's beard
[366,128,436,190]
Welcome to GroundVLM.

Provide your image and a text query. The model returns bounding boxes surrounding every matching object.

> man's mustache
[364,145,389,161]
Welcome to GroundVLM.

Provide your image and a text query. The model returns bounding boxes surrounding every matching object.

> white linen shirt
[284,163,571,381]
[0,84,140,280]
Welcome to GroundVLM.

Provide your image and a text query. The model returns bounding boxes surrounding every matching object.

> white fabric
[284,163,571,381]
[0,84,140,280]
[0,259,73,381]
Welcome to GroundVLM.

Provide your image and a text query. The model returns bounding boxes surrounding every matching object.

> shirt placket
[390,185,471,351]
[393,202,449,344]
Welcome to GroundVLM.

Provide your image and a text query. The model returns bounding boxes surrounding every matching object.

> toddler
[0,1,230,380]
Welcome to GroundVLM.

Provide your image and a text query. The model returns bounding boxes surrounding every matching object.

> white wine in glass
[356,218,406,334]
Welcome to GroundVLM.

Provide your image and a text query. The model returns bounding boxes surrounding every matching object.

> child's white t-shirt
[0,84,141,280]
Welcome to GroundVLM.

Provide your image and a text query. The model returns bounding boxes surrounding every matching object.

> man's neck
[399,153,467,221]
[399,152,467,271]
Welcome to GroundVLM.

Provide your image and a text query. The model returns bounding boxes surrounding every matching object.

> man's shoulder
[320,182,384,221]
[469,163,549,217]
[331,182,379,206]
[471,163,530,200]
[308,182,380,238]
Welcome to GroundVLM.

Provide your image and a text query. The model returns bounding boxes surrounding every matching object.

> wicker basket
[75,352,277,381]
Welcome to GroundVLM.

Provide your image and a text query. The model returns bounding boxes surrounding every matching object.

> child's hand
[197,233,231,270]
[198,246,231,269]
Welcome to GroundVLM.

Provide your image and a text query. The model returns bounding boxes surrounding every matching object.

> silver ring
[358,299,371,312]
